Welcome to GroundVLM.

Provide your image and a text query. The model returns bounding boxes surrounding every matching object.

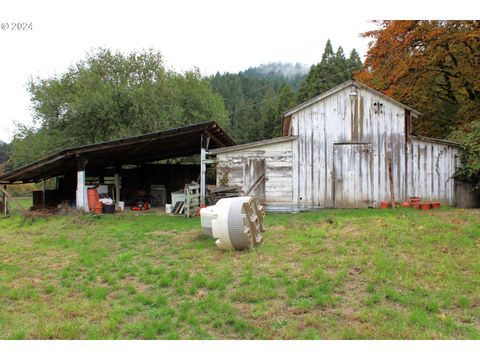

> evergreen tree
[348,49,363,70]
[297,40,363,103]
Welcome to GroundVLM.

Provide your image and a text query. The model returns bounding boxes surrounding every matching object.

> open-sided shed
[0,121,235,212]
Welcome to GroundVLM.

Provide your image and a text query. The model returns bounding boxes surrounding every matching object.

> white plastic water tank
[200,197,265,250]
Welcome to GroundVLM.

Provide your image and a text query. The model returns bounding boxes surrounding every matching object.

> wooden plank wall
[333,144,372,208]
[290,86,407,208]
[407,139,459,204]
[217,85,462,210]
[216,141,293,207]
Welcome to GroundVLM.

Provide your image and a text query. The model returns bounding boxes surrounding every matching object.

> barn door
[333,144,371,208]
[243,158,265,203]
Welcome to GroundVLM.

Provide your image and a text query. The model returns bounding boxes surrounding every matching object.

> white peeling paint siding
[407,139,459,204]
[216,82,461,210]
[216,141,293,208]
[291,86,409,208]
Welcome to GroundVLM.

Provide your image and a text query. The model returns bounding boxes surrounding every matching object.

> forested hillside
[209,65,300,143]
[210,41,361,143]
[0,141,9,163]
[243,62,309,89]
[0,141,9,174]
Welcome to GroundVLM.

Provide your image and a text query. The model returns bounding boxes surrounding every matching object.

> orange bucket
[420,202,431,211]
[380,201,390,209]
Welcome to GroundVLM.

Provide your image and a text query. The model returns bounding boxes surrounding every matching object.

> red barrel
[94,200,103,214]
[88,188,99,211]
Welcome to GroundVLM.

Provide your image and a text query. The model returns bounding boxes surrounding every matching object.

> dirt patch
[146,230,178,237]
[269,225,287,231]
[124,276,149,292]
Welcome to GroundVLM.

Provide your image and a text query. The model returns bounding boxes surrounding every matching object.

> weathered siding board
[406,139,458,204]
[216,81,463,210]
[290,85,409,208]
[215,140,294,208]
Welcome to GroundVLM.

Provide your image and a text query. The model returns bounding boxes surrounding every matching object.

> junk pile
[165,183,200,217]
[200,196,265,250]
[380,197,442,210]
[205,185,240,205]
[165,184,240,217]
[88,188,117,214]
[131,199,150,211]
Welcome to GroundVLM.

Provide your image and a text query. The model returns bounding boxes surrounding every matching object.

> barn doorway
[243,158,266,203]
[333,143,372,208]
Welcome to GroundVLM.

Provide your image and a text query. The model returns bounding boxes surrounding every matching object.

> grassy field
[0,207,479,339]
[6,196,33,212]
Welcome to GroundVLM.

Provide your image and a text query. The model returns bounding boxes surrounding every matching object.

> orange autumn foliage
[356,20,480,138]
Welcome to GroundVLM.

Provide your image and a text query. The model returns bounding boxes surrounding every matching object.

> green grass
[6,197,32,213]
[0,208,479,339]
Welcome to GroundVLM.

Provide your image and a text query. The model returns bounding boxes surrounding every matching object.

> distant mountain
[243,62,309,89]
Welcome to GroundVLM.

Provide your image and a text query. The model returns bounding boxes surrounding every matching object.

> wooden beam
[1,185,6,215]
[245,172,265,196]
[114,165,121,204]
[0,185,27,215]
[0,154,66,182]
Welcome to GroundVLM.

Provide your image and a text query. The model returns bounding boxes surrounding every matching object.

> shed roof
[208,136,297,155]
[283,80,422,117]
[0,121,235,184]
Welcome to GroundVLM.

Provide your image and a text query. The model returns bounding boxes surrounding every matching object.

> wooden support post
[200,133,210,206]
[76,157,89,212]
[114,165,121,204]
[2,185,7,215]
[42,179,46,208]
[0,185,26,215]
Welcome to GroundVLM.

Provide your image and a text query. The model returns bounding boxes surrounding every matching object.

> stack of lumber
[205,186,240,205]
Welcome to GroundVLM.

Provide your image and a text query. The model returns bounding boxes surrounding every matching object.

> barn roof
[209,136,297,155]
[283,80,422,117]
[0,121,235,184]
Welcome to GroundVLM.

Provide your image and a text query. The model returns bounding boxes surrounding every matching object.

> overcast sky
[0,1,472,142]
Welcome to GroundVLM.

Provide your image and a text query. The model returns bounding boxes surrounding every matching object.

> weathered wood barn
[211,80,469,211]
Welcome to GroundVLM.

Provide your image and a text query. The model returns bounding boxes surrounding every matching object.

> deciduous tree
[356,20,480,188]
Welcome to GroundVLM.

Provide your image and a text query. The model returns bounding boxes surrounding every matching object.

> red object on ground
[380,201,390,209]
[431,201,441,208]
[409,196,421,209]
[94,200,103,214]
[88,188,99,211]
[420,202,431,211]
[196,205,207,216]
[131,200,149,211]
[400,201,410,208]
[409,197,420,204]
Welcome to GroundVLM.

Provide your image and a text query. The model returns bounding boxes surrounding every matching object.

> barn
[211,80,469,211]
